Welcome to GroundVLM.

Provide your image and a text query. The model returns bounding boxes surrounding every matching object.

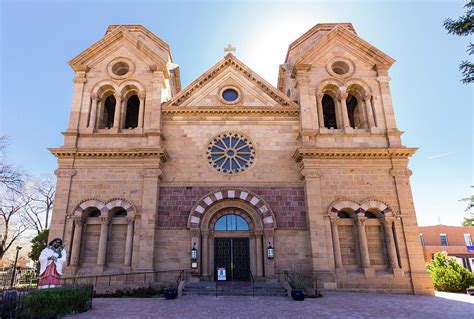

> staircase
[182,281,287,297]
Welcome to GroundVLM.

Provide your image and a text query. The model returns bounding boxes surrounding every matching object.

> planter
[466,288,474,296]
[164,288,177,300]
[291,289,305,301]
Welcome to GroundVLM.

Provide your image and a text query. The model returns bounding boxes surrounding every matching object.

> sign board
[217,267,226,281]
[467,246,474,252]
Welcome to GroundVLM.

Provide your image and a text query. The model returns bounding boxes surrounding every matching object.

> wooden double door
[214,238,250,281]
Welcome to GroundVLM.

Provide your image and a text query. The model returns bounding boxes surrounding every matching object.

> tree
[22,177,55,234]
[0,191,30,259]
[444,1,474,84]
[460,186,474,226]
[426,252,474,292]
[0,136,24,192]
[28,229,49,263]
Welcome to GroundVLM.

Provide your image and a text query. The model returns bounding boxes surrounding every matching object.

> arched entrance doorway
[188,189,277,281]
[212,210,251,281]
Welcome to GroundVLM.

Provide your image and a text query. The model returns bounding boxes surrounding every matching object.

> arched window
[346,94,358,128]
[365,212,378,219]
[214,214,249,231]
[99,95,116,129]
[322,94,337,129]
[124,95,139,129]
[337,211,351,219]
[110,207,127,217]
[85,207,101,218]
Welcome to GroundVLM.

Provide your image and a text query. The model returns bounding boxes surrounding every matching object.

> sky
[0,0,472,227]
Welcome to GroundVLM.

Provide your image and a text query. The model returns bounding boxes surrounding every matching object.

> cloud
[427,152,455,159]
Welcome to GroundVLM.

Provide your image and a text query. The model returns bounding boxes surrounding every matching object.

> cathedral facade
[49,23,433,294]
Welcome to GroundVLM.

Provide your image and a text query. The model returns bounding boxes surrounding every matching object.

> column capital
[73,77,87,84]
[316,91,324,99]
[126,217,135,225]
[383,216,395,226]
[91,93,101,101]
[114,93,122,100]
[364,94,372,101]
[355,213,367,225]
[100,216,111,225]
[329,215,341,225]
[201,231,210,238]
[254,230,263,237]
[138,92,146,100]
[338,92,348,101]
[73,216,84,225]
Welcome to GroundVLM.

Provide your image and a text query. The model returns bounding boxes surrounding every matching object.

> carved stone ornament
[140,168,163,178]
[54,168,77,178]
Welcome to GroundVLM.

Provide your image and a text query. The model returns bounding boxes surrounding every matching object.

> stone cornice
[49,148,169,161]
[162,107,299,116]
[293,147,417,161]
[165,54,298,108]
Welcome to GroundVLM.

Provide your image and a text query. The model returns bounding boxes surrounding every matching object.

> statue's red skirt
[39,262,60,287]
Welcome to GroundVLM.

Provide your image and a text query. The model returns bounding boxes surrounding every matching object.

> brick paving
[72,292,474,319]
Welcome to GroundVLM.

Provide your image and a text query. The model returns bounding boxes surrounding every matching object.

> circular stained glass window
[222,88,239,102]
[207,133,255,175]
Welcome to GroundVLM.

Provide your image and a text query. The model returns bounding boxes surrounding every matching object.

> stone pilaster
[146,66,164,146]
[264,230,275,278]
[138,92,146,129]
[201,231,209,277]
[293,64,315,143]
[316,92,325,130]
[390,161,434,294]
[364,94,376,131]
[383,216,403,276]
[65,67,88,147]
[137,167,162,271]
[255,231,263,277]
[88,93,100,132]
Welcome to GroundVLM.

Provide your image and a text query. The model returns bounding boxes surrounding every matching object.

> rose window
[207,133,255,175]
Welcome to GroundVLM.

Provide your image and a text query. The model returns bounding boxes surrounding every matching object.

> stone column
[255,231,263,277]
[69,216,84,269]
[201,231,209,277]
[338,92,351,131]
[329,215,343,269]
[383,217,400,270]
[97,216,110,271]
[113,93,122,129]
[88,93,100,131]
[355,213,372,276]
[249,233,257,277]
[138,92,146,128]
[364,94,376,130]
[316,92,325,130]
[124,217,135,267]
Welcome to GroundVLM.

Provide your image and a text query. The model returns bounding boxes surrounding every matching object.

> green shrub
[288,272,310,291]
[94,285,163,298]
[20,286,92,318]
[426,252,474,292]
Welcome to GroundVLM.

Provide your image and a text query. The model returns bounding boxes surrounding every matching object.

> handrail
[249,270,255,298]
[60,269,190,288]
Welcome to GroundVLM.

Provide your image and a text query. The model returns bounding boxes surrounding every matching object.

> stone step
[182,281,288,297]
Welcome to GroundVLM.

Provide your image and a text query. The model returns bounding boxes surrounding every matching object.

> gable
[164,54,298,111]
[297,25,394,67]
[69,25,171,74]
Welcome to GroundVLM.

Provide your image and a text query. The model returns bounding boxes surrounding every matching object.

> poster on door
[217,267,226,281]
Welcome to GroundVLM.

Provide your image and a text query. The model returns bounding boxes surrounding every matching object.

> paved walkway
[72,292,474,319]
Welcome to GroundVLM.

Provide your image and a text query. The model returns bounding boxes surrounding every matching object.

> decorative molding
[49,148,169,162]
[293,147,417,161]
[327,198,396,218]
[162,107,299,116]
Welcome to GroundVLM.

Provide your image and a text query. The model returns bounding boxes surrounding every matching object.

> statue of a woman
[38,238,67,288]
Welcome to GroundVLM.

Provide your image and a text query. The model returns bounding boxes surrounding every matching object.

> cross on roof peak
[224,44,236,54]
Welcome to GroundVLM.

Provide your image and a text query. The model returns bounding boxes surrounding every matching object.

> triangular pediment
[164,54,298,111]
[69,25,171,73]
[297,25,395,67]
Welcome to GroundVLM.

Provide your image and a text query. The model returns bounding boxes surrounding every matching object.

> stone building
[49,23,433,294]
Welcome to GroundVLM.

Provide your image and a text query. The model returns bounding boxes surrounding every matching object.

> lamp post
[10,246,22,288]
[191,243,198,269]
[267,242,274,260]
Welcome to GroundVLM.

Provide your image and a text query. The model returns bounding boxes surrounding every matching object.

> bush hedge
[20,286,92,318]
[426,252,474,293]
[94,285,163,298]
